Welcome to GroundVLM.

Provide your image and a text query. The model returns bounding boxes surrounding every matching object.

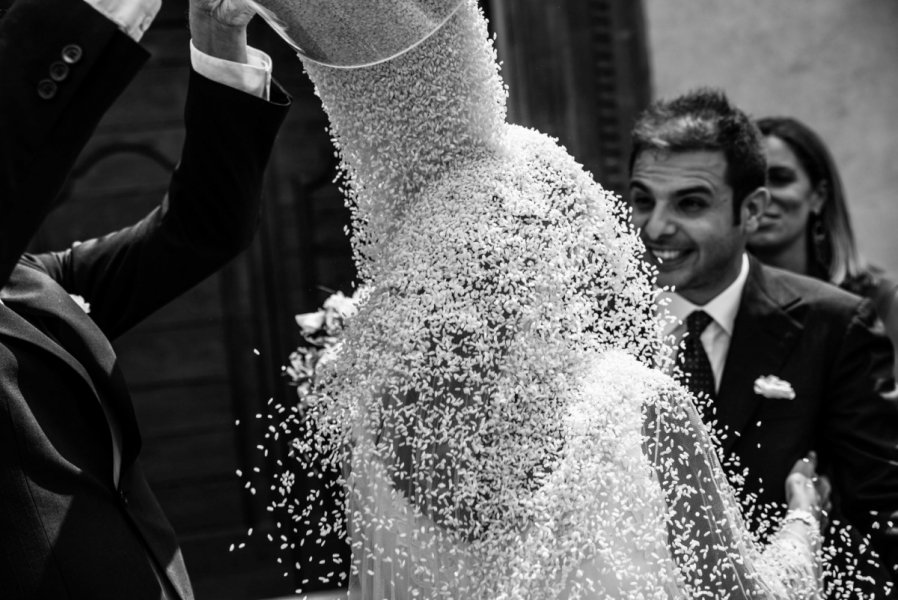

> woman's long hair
[756,116,866,287]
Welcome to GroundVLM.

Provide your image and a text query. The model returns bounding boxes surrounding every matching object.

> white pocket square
[753,375,795,400]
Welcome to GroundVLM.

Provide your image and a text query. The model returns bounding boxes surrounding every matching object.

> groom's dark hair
[628,88,766,224]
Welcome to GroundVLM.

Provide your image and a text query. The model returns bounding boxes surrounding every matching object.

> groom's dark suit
[0,0,289,597]
[716,257,898,589]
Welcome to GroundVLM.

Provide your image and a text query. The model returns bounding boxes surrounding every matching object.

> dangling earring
[810,211,830,273]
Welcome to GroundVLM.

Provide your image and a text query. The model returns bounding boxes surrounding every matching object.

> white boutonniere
[69,294,91,314]
[753,375,795,400]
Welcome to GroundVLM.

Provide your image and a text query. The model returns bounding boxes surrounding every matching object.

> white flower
[753,375,796,400]
[295,311,326,336]
[69,294,90,314]
[322,291,359,319]
[317,342,343,369]
[321,288,370,333]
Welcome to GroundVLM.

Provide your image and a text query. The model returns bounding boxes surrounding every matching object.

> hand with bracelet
[748,451,831,595]
[784,451,832,550]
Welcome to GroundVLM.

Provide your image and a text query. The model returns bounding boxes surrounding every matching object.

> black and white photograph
[1,0,896,598]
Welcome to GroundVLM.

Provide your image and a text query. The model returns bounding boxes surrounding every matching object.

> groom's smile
[627,149,754,305]
[646,244,693,270]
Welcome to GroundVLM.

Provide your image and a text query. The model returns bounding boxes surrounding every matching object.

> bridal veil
[258,1,822,597]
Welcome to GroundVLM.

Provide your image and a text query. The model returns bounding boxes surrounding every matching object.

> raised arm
[30,0,290,339]
[0,0,148,284]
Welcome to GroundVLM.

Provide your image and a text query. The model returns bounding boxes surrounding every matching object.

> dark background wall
[30,1,649,597]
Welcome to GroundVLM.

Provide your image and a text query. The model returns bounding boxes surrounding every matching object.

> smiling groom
[626,88,898,596]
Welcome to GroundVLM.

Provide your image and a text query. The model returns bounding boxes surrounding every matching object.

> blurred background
[31,0,897,597]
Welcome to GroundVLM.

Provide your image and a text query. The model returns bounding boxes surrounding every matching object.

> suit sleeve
[824,298,898,570]
[32,70,291,339]
[0,0,148,284]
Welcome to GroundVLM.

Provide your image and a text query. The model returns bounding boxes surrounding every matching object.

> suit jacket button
[119,488,129,506]
[37,79,57,100]
[49,61,69,82]
[61,44,83,65]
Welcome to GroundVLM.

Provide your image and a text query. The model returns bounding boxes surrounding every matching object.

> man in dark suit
[0,0,289,596]
[627,88,898,597]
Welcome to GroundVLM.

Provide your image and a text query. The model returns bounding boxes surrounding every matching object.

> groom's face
[628,149,763,305]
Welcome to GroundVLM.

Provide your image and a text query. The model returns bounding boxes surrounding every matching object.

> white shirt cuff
[82,0,159,41]
[190,41,272,101]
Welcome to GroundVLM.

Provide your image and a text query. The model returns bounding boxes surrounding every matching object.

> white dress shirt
[83,0,273,100]
[657,253,750,392]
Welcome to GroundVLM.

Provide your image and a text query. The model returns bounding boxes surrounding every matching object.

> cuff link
[137,15,153,36]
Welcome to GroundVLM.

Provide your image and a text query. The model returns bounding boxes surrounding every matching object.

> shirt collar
[657,253,749,335]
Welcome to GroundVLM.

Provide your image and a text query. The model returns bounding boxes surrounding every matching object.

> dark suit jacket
[0,0,289,597]
[716,258,898,593]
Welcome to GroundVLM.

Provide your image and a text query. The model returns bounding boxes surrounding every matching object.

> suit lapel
[0,263,141,464]
[717,260,802,454]
[0,294,99,397]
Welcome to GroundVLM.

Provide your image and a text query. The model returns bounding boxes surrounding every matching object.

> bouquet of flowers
[285,287,369,399]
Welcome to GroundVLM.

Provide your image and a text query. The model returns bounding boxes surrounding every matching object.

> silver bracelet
[783,509,819,531]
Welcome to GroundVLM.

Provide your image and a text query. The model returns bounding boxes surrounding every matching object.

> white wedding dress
[343,352,819,599]
[276,1,823,597]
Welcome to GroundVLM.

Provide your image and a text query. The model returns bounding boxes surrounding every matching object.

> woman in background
[748,116,898,374]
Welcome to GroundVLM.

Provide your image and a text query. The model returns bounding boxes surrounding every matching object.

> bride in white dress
[257,1,827,597]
